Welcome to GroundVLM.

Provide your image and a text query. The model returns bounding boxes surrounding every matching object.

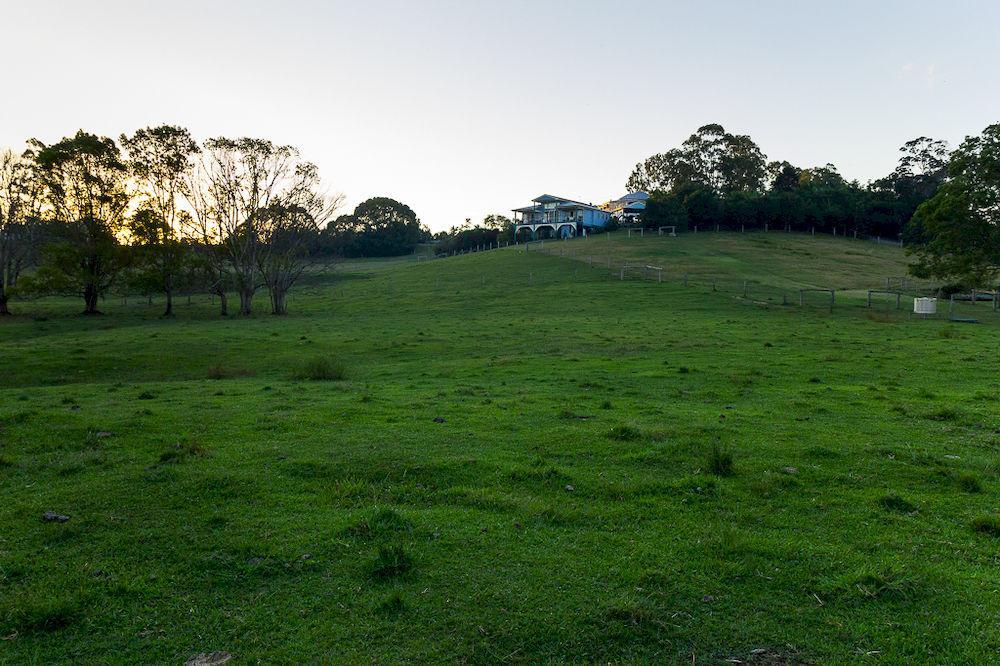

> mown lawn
[1,234,998,664]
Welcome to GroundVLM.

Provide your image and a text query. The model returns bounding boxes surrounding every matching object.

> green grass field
[1,233,998,664]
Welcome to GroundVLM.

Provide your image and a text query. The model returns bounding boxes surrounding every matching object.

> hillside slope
[0,245,997,663]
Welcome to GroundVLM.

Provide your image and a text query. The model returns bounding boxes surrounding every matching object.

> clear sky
[2,0,998,231]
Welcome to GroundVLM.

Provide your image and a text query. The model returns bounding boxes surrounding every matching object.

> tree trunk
[83,283,100,315]
[0,291,10,316]
[239,288,253,316]
[163,275,174,317]
[270,287,287,315]
[217,290,229,316]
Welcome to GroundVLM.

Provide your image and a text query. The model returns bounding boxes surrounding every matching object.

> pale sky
[2,0,998,231]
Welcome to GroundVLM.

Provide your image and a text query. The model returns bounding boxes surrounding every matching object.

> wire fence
[523,241,1000,323]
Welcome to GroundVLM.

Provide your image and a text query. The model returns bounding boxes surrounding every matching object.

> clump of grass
[606,425,643,441]
[925,407,962,422]
[159,440,207,464]
[677,366,690,374]
[5,596,82,633]
[343,508,412,538]
[600,399,612,410]
[137,390,155,400]
[821,566,922,603]
[877,493,917,514]
[376,592,406,616]
[954,472,982,493]
[368,545,414,580]
[207,364,255,380]
[707,441,735,477]
[970,515,1000,537]
[0,456,13,468]
[294,356,347,381]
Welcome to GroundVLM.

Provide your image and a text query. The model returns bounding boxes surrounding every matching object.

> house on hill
[602,191,649,224]
[512,194,611,241]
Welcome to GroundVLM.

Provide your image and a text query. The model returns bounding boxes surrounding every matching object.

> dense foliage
[906,124,1000,286]
[633,125,949,240]
[433,214,513,255]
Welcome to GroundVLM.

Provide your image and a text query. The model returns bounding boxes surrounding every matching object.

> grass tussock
[820,566,924,603]
[606,424,643,441]
[877,493,917,514]
[368,545,414,580]
[294,356,348,381]
[2,595,82,634]
[970,515,1000,537]
[207,364,255,380]
[707,441,735,477]
[343,508,412,538]
[159,440,207,464]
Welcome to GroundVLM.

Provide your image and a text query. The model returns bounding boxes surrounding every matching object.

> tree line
[632,122,1000,287]
[632,123,948,242]
[0,127,425,317]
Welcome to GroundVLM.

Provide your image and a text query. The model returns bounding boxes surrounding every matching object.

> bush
[294,356,347,381]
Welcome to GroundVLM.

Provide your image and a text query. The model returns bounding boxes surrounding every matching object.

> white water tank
[914,297,937,314]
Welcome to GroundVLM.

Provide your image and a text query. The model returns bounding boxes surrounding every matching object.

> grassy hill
[1,234,998,663]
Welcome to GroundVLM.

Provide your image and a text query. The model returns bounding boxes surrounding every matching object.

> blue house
[602,191,650,223]
[512,194,611,240]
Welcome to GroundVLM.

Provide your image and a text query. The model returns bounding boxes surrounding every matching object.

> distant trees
[628,124,768,195]
[633,124,948,239]
[907,124,1000,286]
[0,125,354,317]
[337,197,422,257]
[432,214,513,255]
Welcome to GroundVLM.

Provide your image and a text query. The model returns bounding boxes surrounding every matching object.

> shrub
[707,442,735,477]
[294,356,347,381]
[368,545,414,580]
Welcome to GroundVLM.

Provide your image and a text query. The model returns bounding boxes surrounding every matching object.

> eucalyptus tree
[908,123,1000,285]
[121,125,200,316]
[255,162,342,315]
[627,124,767,196]
[28,131,131,314]
[185,137,299,315]
[0,148,41,315]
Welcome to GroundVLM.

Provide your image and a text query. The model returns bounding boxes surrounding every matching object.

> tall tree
[186,137,299,315]
[907,124,1000,285]
[627,124,767,196]
[27,131,131,314]
[127,208,191,316]
[255,162,342,315]
[121,125,200,316]
[0,148,41,315]
[340,197,421,257]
